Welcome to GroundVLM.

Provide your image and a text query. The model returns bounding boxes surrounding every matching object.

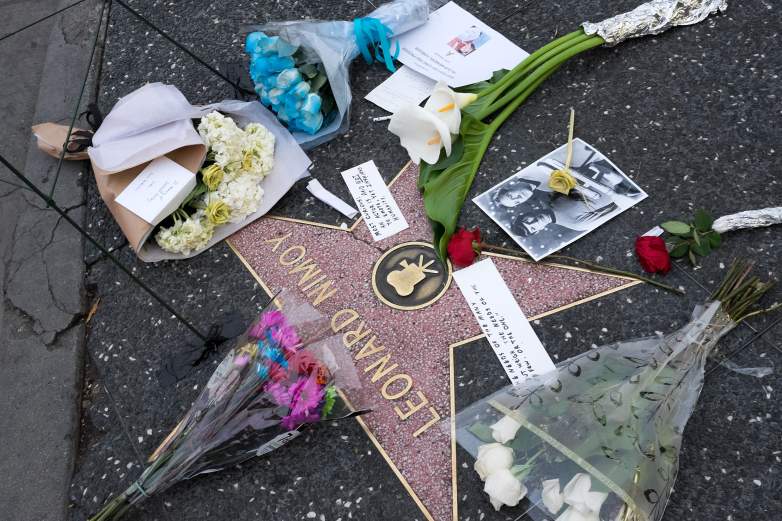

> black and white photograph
[474,139,647,261]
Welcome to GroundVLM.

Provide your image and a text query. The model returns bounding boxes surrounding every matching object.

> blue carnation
[276,68,302,90]
[301,92,322,114]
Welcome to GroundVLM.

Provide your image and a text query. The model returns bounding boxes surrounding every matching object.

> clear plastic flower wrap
[245,0,429,149]
[89,291,367,521]
[455,261,778,521]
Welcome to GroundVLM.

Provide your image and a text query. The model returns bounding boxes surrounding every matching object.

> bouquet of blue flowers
[245,0,429,149]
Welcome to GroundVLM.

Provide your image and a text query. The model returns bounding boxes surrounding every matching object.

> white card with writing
[341,160,409,241]
[453,259,555,384]
[392,1,529,88]
[115,156,197,225]
[365,66,437,113]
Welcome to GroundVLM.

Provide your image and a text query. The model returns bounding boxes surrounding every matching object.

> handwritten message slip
[454,259,555,384]
[341,160,409,241]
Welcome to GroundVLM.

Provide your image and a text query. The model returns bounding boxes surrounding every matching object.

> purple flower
[247,310,288,340]
[280,376,325,430]
[234,353,250,367]
[272,325,300,351]
[261,310,287,329]
[266,381,291,405]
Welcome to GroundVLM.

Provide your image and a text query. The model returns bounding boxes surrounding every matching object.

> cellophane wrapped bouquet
[456,261,778,521]
[89,292,365,521]
[244,0,429,148]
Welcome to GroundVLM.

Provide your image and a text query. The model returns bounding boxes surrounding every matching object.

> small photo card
[453,258,555,384]
[474,138,647,261]
[341,160,409,241]
[392,1,528,87]
[115,156,197,226]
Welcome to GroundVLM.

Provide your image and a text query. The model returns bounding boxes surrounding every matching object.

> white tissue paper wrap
[88,83,312,262]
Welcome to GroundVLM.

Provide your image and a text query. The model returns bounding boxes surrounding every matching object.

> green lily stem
[474,30,585,105]
[474,31,594,120]
[477,242,685,296]
[485,36,605,120]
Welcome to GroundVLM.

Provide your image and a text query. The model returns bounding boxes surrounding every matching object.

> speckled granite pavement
[70,1,781,520]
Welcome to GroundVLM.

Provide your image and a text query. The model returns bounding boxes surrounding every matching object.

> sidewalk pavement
[0,1,103,519]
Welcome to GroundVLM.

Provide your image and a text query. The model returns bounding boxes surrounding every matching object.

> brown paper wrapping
[91,144,206,252]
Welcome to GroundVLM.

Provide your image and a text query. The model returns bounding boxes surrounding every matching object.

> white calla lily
[490,415,522,443]
[483,468,527,511]
[388,105,452,165]
[474,443,514,481]
[423,82,478,134]
[541,478,565,514]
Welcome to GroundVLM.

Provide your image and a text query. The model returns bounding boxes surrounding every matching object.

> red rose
[635,236,671,274]
[447,227,481,267]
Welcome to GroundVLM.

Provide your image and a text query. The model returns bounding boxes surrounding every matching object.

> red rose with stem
[635,236,671,274]
[447,227,481,267]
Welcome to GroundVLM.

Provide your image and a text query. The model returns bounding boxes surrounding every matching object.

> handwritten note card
[453,259,555,384]
[115,156,196,225]
[365,66,437,113]
[341,160,409,241]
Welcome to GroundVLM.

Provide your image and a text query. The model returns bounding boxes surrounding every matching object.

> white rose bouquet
[154,111,275,255]
[456,260,779,521]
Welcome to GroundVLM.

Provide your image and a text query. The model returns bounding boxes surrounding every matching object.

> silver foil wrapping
[712,207,782,234]
[582,0,727,45]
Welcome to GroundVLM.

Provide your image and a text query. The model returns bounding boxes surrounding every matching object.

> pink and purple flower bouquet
[89,292,364,521]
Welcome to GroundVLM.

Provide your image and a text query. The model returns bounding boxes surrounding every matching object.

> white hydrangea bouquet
[155,112,275,255]
[88,83,311,262]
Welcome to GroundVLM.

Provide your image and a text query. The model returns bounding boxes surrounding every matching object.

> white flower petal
[388,105,451,165]
[424,82,462,134]
[474,443,514,481]
[490,415,522,443]
[483,468,527,511]
[455,91,478,108]
[583,491,608,514]
[541,478,564,514]
[562,474,607,517]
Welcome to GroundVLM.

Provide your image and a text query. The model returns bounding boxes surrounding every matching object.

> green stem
[486,36,605,121]
[473,30,586,110]
[479,243,684,295]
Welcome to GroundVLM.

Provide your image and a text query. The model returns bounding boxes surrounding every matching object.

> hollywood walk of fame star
[227,162,638,521]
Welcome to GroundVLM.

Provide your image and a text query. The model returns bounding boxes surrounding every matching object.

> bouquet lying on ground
[90,292,365,521]
[154,111,275,255]
[386,0,728,258]
[456,260,779,520]
[245,0,429,148]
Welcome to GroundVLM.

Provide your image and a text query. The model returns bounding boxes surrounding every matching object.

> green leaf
[423,114,492,259]
[418,138,466,190]
[310,71,328,93]
[466,422,495,443]
[298,63,319,79]
[669,241,690,258]
[708,231,722,248]
[660,221,691,235]
[692,229,701,246]
[688,249,698,266]
[691,239,711,256]
[694,209,714,232]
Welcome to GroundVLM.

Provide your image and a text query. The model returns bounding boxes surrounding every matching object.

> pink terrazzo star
[228,162,637,521]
